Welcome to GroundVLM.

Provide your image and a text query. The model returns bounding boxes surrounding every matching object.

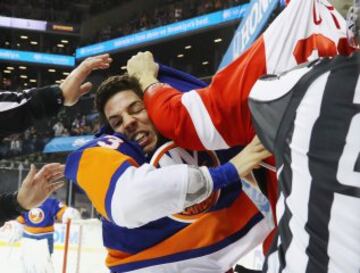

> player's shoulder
[73,134,133,154]
[44,197,61,205]
[38,198,56,211]
[67,133,146,166]
[75,134,126,151]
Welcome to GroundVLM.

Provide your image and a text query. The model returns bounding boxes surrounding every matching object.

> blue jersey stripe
[23,232,53,240]
[110,212,263,272]
[103,217,188,254]
[105,161,133,222]
[65,149,83,184]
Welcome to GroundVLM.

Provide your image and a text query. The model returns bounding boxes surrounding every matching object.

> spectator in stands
[52,120,65,137]
[89,0,244,44]
[62,128,70,137]
[70,116,81,135]
[79,114,90,134]
[0,53,112,226]
[10,136,22,156]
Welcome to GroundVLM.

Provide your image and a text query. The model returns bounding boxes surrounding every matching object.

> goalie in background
[2,197,80,273]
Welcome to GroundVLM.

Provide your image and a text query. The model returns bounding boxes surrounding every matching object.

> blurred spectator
[10,136,22,156]
[90,0,246,45]
[52,121,65,137]
[62,128,70,136]
[71,116,81,135]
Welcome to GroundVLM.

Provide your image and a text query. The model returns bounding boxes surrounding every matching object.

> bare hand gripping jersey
[65,133,274,272]
[249,53,360,273]
[144,0,352,151]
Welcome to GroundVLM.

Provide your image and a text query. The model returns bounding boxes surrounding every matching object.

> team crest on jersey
[28,208,45,224]
[151,141,220,223]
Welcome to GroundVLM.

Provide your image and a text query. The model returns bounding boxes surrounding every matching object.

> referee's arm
[0,86,64,138]
[0,191,26,226]
[0,53,112,139]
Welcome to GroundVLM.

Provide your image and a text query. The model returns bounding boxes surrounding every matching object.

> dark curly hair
[95,74,143,124]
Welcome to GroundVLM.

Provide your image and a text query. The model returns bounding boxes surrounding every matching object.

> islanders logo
[151,141,220,223]
[28,208,45,224]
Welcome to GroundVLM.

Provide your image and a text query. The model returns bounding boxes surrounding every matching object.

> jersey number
[97,135,123,150]
[293,3,352,64]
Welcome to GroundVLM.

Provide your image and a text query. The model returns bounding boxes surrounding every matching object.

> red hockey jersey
[143,0,354,252]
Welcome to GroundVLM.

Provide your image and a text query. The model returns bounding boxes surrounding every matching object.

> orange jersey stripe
[17,215,25,224]
[107,248,132,262]
[77,147,137,219]
[106,192,259,267]
[56,206,67,221]
[24,225,54,234]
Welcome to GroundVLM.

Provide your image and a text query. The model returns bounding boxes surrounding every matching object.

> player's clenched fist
[229,135,271,179]
[127,51,159,91]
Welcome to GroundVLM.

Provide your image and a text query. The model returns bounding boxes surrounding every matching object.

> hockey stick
[62,219,71,273]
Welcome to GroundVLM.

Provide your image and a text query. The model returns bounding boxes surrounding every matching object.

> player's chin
[142,138,157,154]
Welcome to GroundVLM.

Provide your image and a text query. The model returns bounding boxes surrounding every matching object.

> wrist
[208,162,241,191]
[139,75,159,91]
[58,84,73,106]
[51,84,65,105]
[14,192,29,213]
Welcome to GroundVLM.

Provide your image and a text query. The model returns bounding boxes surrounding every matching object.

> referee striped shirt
[249,52,360,273]
[0,85,63,138]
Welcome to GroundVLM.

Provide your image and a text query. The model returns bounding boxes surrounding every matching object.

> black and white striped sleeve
[249,66,312,153]
[0,85,64,138]
[0,191,26,226]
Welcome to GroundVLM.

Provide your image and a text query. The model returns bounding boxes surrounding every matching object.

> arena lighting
[61,40,69,44]
[0,15,47,31]
[121,66,126,70]
[0,49,75,67]
[48,68,56,72]
[24,83,28,86]
[185,45,192,49]
[51,24,74,32]
[29,79,37,83]
[6,66,14,70]
[16,43,20,47]
[20,35,28,39]
[19,66,27,70]
[30,41,38,45]
[55,80,61,84]
[63,72,70,75]
[3,70,11,73]
[5,41,10,45]
[57,44,65,48]
[202,61,209,65]
[20,75,28,79]
[214,38,222,43]
[177,54,184,58]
